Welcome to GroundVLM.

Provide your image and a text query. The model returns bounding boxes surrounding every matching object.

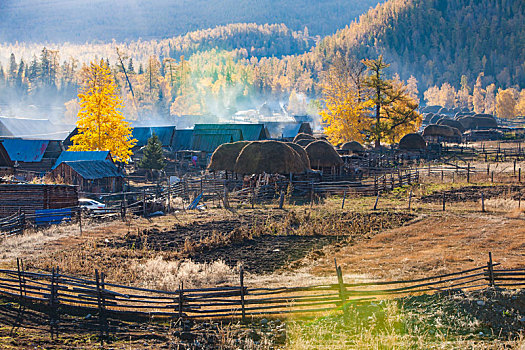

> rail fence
[0,253,521,341]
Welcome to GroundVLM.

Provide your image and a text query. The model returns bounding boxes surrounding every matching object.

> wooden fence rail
[0,253,521,330]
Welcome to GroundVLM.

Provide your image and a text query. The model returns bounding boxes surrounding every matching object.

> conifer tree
[138,133,166,171]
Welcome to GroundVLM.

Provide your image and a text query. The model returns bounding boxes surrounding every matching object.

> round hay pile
[295,138,315,147]
[423,113,434,124]
[437,118,465,133]
[286,142,311,169]
[423,124,456,138]
[305,140,343,168]
[293,133,315,143]
[234,141,306,174]
[341,141,365,152]
[430,114,443,124]
[458,115,498,130]
[399,133,426,150]
[208,141,251,171]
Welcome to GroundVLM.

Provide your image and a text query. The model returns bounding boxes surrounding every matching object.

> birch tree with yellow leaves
[69,60,136,162]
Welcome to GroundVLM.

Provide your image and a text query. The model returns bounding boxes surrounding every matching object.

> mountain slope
[312,0,525,89]
[0,0,382,43]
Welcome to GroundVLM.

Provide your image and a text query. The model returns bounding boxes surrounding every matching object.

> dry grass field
[0,172,524,348]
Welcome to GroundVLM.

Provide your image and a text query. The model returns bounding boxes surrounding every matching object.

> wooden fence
[0,253,521,333]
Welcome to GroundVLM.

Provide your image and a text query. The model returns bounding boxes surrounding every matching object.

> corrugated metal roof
[61,160,123,179]
[52,151,111,170]
[194,124,268,141]
[0,116,74,140]
[132,126,176,147]
[171,130,194,151]
[2,139,49,162]
[193,128,243,141]
[191,134,233,153]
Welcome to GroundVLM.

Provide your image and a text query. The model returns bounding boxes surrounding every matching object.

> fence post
[481,192,485,212]
[519,168,522,183]
[240,266,246,322]
[408,189,413,210]
[95,269,106,345]
[491,171,494,183]
[167,177,171,213]
[278,190,285,209]
[373,192,380,211]
[223,185,229,209]
[487,252,495,288]
[78,207,83,236]
[334,259,347,304]
[467,163,470,183]
[442,192,446,211]
[341,191,346,209]
[16,258,25,304]
[178,282,184,319]
[49,267,59,339]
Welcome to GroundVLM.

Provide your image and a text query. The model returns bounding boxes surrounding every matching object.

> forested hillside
[0,0,381,43]
[1,0,524,122]
[313,0,525,89]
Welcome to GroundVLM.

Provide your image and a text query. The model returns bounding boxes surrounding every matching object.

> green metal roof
[191,134,233,153]
[193,128,243,142]
[194,124,268,141]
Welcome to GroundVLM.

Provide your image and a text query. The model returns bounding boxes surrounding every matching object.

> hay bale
[293,133,315,143]
[305,140,343,168]
[341,141,365,152]
[208,141,251,172]
[437,118,465,133]
[285,142,311,169]
[234,141,306,174]
[295,138,315,147]
[399,133,426,150]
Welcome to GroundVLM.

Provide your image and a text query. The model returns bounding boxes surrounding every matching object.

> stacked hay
[293,133,315,143]
[305,140,343,168]
[341,141,365,153]
[208,141,251,171]
[295,138,315,147]
[458,115,498,130]
[437,118,465,133]
[285,142,311,169]
[423,113,434,124]
[234,141,306,174]
[423,124,462,142]
[430,114,444,124]
[399,133,426,150]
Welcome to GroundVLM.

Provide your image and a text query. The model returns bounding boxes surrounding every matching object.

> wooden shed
[51,160,124,193]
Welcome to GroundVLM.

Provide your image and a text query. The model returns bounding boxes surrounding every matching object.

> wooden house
[51,160,124,193]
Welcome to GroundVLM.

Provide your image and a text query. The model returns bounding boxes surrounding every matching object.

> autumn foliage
[69,60,136,163]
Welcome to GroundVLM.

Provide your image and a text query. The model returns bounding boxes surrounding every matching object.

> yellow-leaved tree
[69,60,136,162]
[320,57,373,145]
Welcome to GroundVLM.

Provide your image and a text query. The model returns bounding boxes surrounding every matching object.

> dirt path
[310,212,525,280]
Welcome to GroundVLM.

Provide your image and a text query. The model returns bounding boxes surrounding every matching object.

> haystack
[423,124,455,138]
[430,114,443,124]
[423,124,462,142]
[295,138,315,147]
[285,142,311,169]
[293,133,315,143]
[437,118,465,133]
[208,141,251,172]
[234,141,306,174]
[341,141,365,152]
[423,113,434,124]
[305,140,343,168]
[399,133,426,150]
[298,123,313,135]
[458,115,497,130]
